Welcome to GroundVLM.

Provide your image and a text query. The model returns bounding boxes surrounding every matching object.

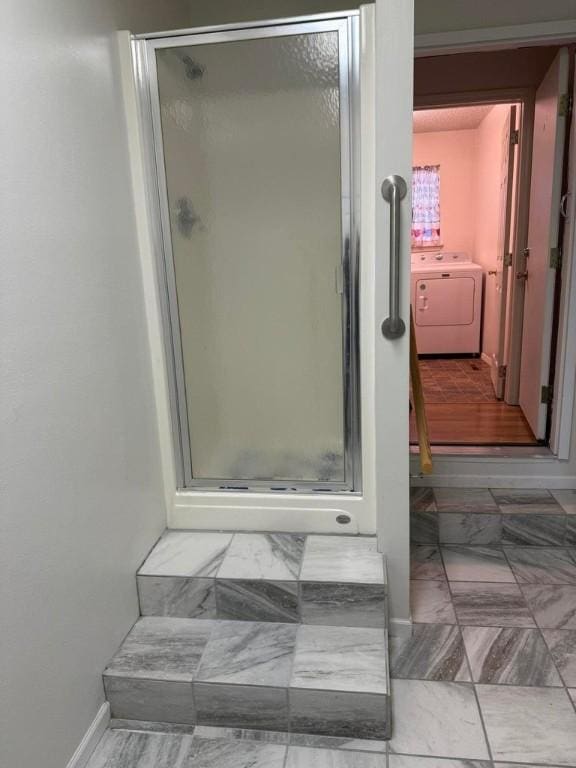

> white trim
[117,31,176,514]
[480,352,492,368]
[66,703,110,768]
[414,19,576,57]
[550,55,576,460]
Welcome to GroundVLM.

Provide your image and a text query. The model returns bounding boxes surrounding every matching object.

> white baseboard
[480,352,492,367]
[66,702,110,768]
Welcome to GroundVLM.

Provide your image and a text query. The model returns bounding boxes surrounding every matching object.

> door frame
[134,16,361,494]
[118,10,386,535]
[412,26,576,469]
[413,89,532,411]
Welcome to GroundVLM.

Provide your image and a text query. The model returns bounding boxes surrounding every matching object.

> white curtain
[412,165,441,247]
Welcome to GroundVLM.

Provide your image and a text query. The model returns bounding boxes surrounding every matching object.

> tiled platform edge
[103,617,390,739]
[137,532,388,627]
[411,487,576,546]
[103,532,391,742]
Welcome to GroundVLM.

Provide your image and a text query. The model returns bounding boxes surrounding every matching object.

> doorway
[410,45,573,449]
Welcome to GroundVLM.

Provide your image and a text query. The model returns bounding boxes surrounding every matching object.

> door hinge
[503,253,513,268]
[510,129,519,145]
[550,246,562,270]
[498,364,507,379]
[541,385,553,405]
[559,93,572,118]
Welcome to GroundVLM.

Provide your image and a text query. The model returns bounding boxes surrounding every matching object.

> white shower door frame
[133,13,362,498]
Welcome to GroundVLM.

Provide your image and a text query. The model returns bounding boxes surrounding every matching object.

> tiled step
[137,532,387,628]
[103,616,391,740]
[90,724,388,768]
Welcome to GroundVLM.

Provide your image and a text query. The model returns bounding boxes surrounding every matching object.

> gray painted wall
[1,2,190,767]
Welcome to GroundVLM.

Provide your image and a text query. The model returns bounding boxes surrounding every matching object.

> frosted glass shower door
[147,18,358,489]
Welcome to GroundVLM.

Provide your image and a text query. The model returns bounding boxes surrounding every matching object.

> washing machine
[411,251,483,355]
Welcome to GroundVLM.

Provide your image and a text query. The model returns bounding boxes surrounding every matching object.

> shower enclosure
[133,13,360,492]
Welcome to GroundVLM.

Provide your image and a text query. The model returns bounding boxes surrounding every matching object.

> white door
[518,49,569,439]
[489,106,517,399]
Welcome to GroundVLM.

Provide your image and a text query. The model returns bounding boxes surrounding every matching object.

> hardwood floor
[410,357,537,445]
[410,401,537,445]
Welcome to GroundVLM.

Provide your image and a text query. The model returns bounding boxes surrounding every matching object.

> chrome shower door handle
[381,174,408,340]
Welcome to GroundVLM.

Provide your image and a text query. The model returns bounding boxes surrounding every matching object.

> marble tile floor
[391,542,576,766]
[137,531,387,627]
[411,487,575,547]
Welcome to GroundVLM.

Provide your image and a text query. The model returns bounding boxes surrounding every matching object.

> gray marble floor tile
[285,745,386,767]
[289,733,387,753]
[521,584,576,629]
[86,730,194,768]
[492,488,562,514]
[300,582,386,628]
[300,536,385,584]
[566,517,576,545]
[502,514,566,546]
[390,624,470,681]
[411,580,456,624]
[552,489,576,514]
[505,547,576,584]
[216,579,299,622]
[104,677,196,724]
[138,532,232,577]
[450,582,535,627]
[291,624,388,694]
[389,680,489,759]
[569,688,576,706]
[188,736,286,768]
[542,629,576,686]
[137,576,217,619]
[439,514,502,545]
[389,758,490,768]
[411,487,436,513]
[194,683,289,732]
[192,725,288,744]
[289,689,389,740]
[434,488,497,513]
[442,546,514,582]
[217,533,305,581]
[411,508,439,545]
[104,617,214,681]
[410,546,446,580]
[461,626,561,685]
[476,684,576,765]
[196,621,296,686]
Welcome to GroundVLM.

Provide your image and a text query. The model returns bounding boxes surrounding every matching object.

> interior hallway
[410,358,536,445]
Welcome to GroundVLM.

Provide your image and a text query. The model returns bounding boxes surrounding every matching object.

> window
[412,165,441,247]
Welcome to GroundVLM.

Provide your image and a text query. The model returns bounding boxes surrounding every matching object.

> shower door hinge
[510,129,519,145]
[503,253,513,268]
[541,385,553,405]
[559,93,571,118]
[550,246,562,270]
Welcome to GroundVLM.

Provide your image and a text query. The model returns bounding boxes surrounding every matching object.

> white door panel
[490,106,516,399]
[374,0,413,621]
[519,48,569,439]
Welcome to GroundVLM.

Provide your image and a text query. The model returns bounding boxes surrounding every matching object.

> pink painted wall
[412,129,477,255]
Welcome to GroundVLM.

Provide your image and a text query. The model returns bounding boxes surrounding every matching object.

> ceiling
[413,104,494,133]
